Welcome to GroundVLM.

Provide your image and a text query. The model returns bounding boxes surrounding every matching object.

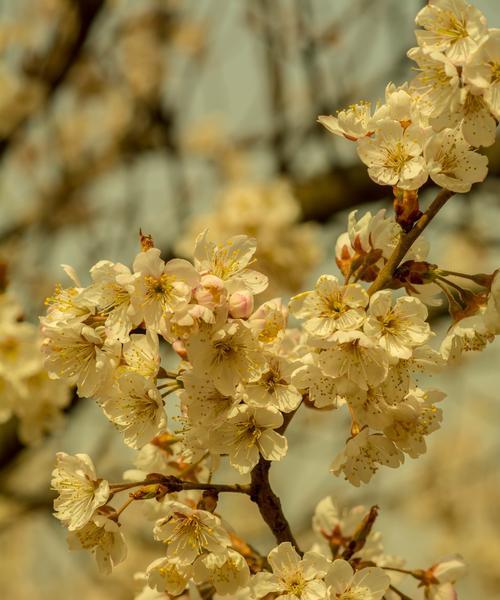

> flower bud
[194,274,226,309]
[172,339,187,359]
[228,291,254,319]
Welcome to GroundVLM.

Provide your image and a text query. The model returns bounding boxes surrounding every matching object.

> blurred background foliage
[0,0,499,598]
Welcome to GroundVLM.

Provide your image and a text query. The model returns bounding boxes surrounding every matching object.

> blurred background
[0,0,499,598]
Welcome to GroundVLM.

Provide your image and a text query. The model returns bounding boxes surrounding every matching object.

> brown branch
[110,475,250,496]
[368,188,454,295]
[249,457,301,553]
[248,406,302,554]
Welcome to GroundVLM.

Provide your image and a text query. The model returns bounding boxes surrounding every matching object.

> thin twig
[368,188,454,295]
[110,475,250,496]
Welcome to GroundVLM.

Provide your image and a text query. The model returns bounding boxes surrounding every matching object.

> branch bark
[368,188,454,295]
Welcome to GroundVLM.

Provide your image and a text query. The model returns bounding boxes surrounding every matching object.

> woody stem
[249,405,303,555]
[368,188,454,296]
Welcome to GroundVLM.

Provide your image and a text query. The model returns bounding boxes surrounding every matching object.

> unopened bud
[194,274,226,309]
[229,291,254,319]
[172,339,188,359]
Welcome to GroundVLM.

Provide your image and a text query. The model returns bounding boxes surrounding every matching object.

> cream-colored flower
[289,275,368,340]
[120,330,160,379]
[146,556,193,596]
[364,291,431,360]
[51,452,110,531]
[252,542,330,600]
[325,560,390,600]
[67,514,127,575]
[41,322,120,398]
[319,331,389,391]
[82,260,139,342]
[440,310,494,360]
[424,127,488,192]
[464,29,500,119]
[193,549,250,595]
[372,82,424,126]
[243,354,302,413]
[291,357,346,409]
[432,86,497,147]
[41,265,94,327]
[153,501,230,564]
[357,120,430,190]
[210,405,287,473]
[407,48,460,118]
[132,248,199,332]
[424,556,466,600]
[384,388,445,458]
[248,297,288,346]
[331,429,404,486]
[103,373,166,449]
[415,0,488,65]
[318,101,375,141]
[186,320,265,396]
[193,231,268,294]
[180,369,240,428]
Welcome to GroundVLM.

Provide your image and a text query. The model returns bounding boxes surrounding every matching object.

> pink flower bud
[194,275,226,309]
[228,291,254,319]
[172,339,188,359]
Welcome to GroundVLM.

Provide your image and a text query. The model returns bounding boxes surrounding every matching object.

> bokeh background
[0,0,499,598]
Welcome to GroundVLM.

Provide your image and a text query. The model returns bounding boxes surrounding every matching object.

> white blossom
[186,320,265,396]
[132,248,199,332]
[210,405,287,473]
[319,331,389,391]
[243,354,302,413]
[82,260,139,342]
[67,515,127,575]
[193,231,268,294]
[289,275,368,340]
[407,48,460,118]
[153,501,230,564]
[331,429,404,486]
[252,542,330,600]
[51,452,110,531]
[384,388,445,458]
[440,310,494,360]
[193,549,250,595]
[180,370,240,428]
[318,101,375,141]
[325,559,390,600]
[364,290,431,359]
[146,556,193,596]
[357,120,430,190]
[463,29,500,119]
[432,86,497,147]
[102,373,166,449]
[292,359,346,410]
[41,323,120,398]
[424,127,488,192]
[415,0,488,65]
[424,556,466,600]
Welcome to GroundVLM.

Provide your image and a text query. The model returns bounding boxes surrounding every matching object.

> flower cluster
[0,288,70,444]
[42,1,499,598]
[319,0,499,193]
